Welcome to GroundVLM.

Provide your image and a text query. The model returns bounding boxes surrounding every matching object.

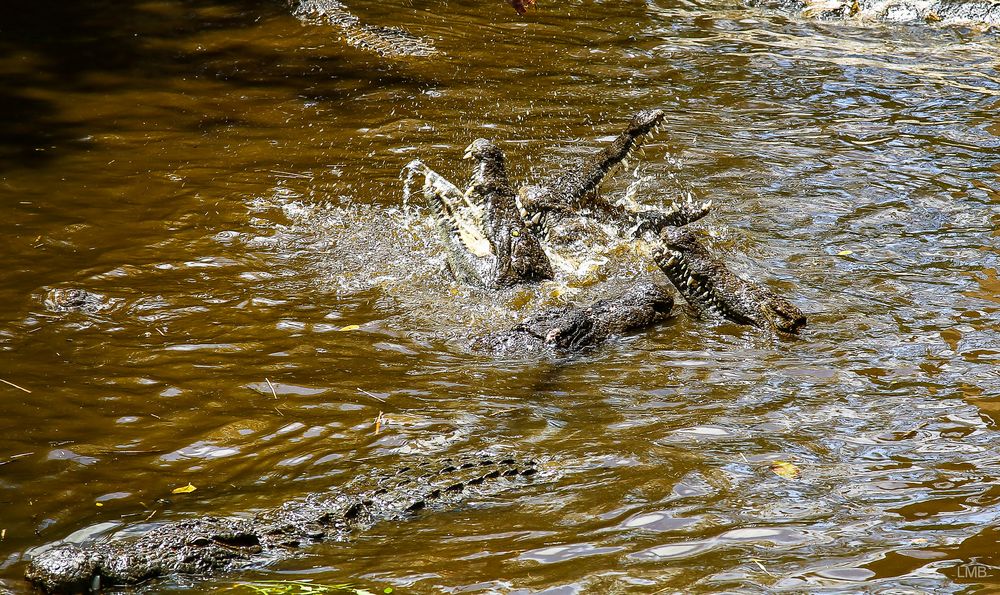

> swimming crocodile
[43,288,108,314]
[475,281,675,354]
[291,0,437,57]
[290,0,543,58]
[746,0,1000,29]
[25,453,540,593]
[652,226,806,334]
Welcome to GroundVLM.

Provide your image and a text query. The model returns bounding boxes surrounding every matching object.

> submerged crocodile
[746,0,1000,29]
[25,453,540,593]
[43,288,108,314]
[652,226,806,334]
[475,282,675,354]
[291,0,437,57]
[290,0,543,58]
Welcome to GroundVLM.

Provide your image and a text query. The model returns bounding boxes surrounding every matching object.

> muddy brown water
[2,0,999,593]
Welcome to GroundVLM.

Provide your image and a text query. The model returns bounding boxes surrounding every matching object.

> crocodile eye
[511,229,520,237]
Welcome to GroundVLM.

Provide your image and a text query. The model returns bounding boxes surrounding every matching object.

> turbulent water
[1,0,998,592]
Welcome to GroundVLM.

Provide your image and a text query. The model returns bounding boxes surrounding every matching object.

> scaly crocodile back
[25,453,540,593]
[292,0,437,57]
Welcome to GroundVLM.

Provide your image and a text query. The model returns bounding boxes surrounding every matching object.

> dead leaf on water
[769,460,802,480]
[837,250,854,256]
[338,324,361,332]
[172,483,197,494]
[508,0,536,15]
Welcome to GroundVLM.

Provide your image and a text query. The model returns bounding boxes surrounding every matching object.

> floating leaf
[172,483,197,494]
[769,460,801,479]
[837,250,854,256]
[338,324,361,332]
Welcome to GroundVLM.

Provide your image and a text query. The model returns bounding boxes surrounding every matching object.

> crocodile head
[464,138,505,171]
[463,138,518,207]
[462,138,554,288]
[410,142,553,289]
[655,227,806,334]
[626,108,667,139]
[25,544,103,593]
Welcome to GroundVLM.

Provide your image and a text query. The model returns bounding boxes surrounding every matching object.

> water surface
[1,0,999,592]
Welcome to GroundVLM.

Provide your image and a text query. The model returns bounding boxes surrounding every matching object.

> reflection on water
[1,0,999,592]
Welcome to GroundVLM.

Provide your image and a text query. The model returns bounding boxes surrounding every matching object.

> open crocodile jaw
[627,108,667,138]
[522,108,669,217]
[654,227,806,334]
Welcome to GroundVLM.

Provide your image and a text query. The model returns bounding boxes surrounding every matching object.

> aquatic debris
[768,460,801,480]
[171,483,197,494]
[0,378,31,394]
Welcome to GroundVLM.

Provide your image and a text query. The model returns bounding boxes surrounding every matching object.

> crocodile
[406,138,554,289]
[43,288,108,314]
[291,0,437,57]
[517,109,712,239]
[25,453,540,593]
[745,0,1000,29]
[474,281,675,354]
[405,110,712,287]
[289,0,544,58]
[652,226,806,334]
